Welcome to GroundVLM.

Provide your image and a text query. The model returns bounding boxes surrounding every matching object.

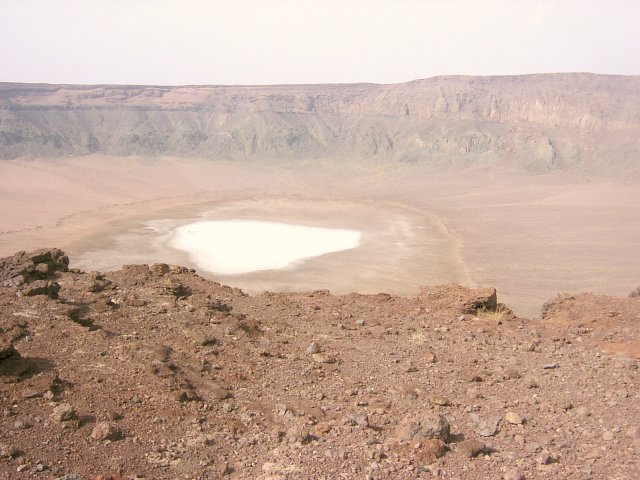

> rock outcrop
[0,248,68,299]
[0,248,69,283]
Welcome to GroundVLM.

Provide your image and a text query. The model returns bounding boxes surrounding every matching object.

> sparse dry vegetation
[476,304,509,322]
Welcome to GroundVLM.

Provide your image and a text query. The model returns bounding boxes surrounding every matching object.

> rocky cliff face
[1,74,639,172]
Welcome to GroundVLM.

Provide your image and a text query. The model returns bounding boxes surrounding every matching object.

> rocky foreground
[0,249,638,479]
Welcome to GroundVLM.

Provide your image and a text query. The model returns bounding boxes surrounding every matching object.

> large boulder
[462,287,498,314]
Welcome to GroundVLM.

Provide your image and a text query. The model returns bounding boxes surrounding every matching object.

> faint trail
[426,212,475,287]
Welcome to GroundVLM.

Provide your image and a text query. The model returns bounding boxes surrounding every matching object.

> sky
[1,0,639,85]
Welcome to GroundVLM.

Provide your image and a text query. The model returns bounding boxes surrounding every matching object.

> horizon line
[1,72,638,89]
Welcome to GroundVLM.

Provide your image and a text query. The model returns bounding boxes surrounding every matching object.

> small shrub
[476,304,508,322]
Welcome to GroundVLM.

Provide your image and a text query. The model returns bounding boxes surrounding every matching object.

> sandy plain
[1,154,639,317]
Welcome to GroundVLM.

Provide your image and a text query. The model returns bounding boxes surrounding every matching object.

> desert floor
[1,155,638,317]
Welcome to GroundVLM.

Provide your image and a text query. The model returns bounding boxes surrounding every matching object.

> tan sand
[1,155,638,317]
[69,197,469,297]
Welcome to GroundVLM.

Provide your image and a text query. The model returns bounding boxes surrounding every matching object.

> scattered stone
[21,280,61,299]
[175,389,200,403]
[90,422,122,441]
[461,369,483,382]
[314,422,332,436]
[575,406,590,417]
[285,425,315,444]
[504,411,524,425]
[602,430,615,441]
[558,401,573,411]
[472,415,501,437]
[504,368,521,379]
[394,413,450,442]
[51,403,76,422]
[106,409,122,421]
[525,442,541,454]
[431,396,451,406]
[538,450,556,465]
[204,382,232,401]
[542,363,559,369]
[150,263,171,275]
[414,439,448,464]
[312,353,336,364]
[0,248,638,477]
[457,439,491,458]
[615,355,638,370]
[615,388,629,399]
[345,413,369,428]
[0,441,17,458]
[523,341,540,352]
[13,419,32,430]
[167,281,191,298]
[625,426,640,439]
[87,274,112,293]
[123,294,146,307]
[466,387,482,399]
[503,469,525,480]
[275,403,289,416]
[401,386,418,400]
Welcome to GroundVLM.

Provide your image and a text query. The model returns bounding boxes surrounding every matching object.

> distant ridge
[1,73,639,174]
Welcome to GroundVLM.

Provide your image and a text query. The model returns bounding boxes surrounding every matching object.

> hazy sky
[1,0,639,85]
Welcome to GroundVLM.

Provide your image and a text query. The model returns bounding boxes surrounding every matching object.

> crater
[71,197,467,296]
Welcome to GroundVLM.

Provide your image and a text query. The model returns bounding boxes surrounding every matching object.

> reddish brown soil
[1,249,639,479]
